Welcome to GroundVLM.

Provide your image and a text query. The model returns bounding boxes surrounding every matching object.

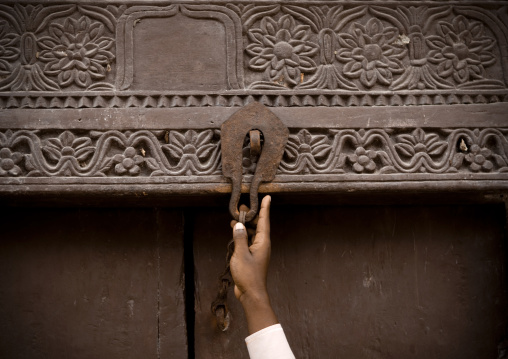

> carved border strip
[0,127,506,178]
[1,91,508,109]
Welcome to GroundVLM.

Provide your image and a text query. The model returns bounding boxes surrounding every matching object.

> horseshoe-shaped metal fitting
[221,102,288,223]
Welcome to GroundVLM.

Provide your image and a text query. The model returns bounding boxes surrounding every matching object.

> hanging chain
[212,131,264,331]
[211,210,248,331]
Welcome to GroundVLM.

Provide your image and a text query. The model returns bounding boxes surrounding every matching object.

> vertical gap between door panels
[183,211,196,359]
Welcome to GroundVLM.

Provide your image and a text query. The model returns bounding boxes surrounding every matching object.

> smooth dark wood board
[193,203,508,358]
[0,207,187,359]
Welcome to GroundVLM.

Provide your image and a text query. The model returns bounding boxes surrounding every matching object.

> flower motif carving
[42,131,95,164]
[0,148,23,177]
[112,147,144,176]
[0,3,505,93]
[427,15,497,85]
[39,17,115,88]
[337,18,406,88]
[395,128,448,158]
[0,128,507,178]
[246,15,319,87]
[0,4,116,91]
[464,144,494,172]
[285,129,332,161]
[243,4,504,91]
[348,147,377,173]
[160,129,221,175]
[164,130,216,162]
[0,21,20,77]
[281,129,334,174]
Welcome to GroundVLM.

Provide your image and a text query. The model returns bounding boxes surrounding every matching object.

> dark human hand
[230,195,278,334]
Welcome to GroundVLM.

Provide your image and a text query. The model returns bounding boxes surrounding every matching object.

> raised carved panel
[0,2,507,107]
[0,4,117,91]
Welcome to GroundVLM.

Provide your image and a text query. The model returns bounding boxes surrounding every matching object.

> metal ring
[239,210,247,224]
[249,130,262,157]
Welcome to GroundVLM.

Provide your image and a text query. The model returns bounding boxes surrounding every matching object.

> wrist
[239,290,278,334]
[239,290,271,310]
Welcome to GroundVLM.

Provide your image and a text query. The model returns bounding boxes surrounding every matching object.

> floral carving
[285,5,366,90]
[464,144,494,172]
[373,5,455,90]
[0,128,507,178]
[0,148,23,176]
[0,4,117,91]
[39,16,115,88]
[0,3,505,93]
[281,129,334,174]
[165,130,215,162]
[112,147,144,176]
[395,128,448,158]
[42,131,95,164]
[285,129,332,162]
[161,129,221,175]
[0,21,20,78]
[449,129,508,173]
[427,15,497,85]
[0,4,64,91]
[337,18,406,88]
[246,14,319,87]
[348,147,377,173]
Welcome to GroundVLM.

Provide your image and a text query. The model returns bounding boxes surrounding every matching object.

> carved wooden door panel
[1,1,508,358]
[0,1,507,197]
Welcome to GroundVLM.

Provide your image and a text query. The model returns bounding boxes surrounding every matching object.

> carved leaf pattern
[38,16,115,88]
[336,18,406,88]
[243,4,504,90]
[246,14,319,88]
[1,128,506,178]
[0,3,504,92]
[427,15,497,85]
[0,4,116,91]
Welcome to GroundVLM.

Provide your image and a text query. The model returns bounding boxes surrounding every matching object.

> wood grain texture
[0,208,186,359]
[194,202,508,358]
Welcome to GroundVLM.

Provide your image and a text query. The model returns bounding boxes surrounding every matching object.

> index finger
[255,195,271,239]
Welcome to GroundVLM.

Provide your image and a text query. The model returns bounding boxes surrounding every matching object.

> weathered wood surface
[0,208,187,359]
[194,202,508,358]
[1,1,508,197]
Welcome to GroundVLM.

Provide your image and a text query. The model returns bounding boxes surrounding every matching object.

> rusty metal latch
[221,102,289,223]
[212,102,287,331]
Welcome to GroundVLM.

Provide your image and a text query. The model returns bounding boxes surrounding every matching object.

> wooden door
[1,203,507,358]
[0,207,187,358]
[193,202,508,359]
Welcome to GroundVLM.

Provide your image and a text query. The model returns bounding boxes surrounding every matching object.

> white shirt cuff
[245,324,295,359]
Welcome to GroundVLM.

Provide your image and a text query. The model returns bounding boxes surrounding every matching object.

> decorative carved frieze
[1,127,507,179]
[1,91,507,109]
[1,1,507,197]
[0,2,507,108]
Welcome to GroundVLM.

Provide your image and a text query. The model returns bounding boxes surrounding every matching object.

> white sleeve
[245,324,295,359]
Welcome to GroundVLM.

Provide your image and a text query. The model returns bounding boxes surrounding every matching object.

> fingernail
[234,222,245,231]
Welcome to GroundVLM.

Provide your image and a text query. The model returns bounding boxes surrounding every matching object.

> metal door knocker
[211,102,288,331]
[221,102,289,223]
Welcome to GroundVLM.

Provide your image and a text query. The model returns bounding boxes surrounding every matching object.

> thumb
[233,222,249,254]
